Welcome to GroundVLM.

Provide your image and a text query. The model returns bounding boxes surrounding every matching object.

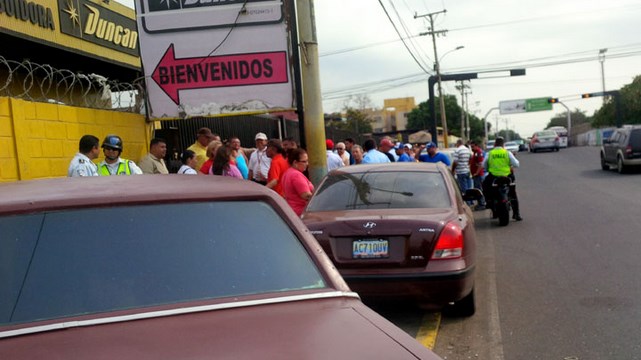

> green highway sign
[499,97,553,114]
[525,97,553,112]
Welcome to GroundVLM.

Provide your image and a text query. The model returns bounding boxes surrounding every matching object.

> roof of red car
[0,175,275,215]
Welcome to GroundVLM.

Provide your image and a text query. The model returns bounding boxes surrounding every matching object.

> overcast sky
[315,0,641,137]
[121,0,641,137]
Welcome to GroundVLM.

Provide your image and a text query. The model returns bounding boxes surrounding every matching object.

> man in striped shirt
[451,139,472,202]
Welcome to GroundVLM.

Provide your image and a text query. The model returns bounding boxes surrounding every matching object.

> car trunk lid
[304,209,455,269]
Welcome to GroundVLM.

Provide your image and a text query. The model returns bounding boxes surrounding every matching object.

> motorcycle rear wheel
[497,201,510,226]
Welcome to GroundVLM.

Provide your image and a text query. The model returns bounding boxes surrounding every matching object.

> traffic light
[548,98,558,103]
[582,93,591,98]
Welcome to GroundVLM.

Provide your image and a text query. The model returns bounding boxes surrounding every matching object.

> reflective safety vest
[487,148,511,177]
[98,159,133,176]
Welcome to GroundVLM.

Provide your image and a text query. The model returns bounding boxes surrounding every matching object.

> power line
[321,49,641,101]
[376,0,432,74]
[319,5,641,58]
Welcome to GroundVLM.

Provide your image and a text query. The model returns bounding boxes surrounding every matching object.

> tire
[601,154,609,170]
[444,289,476,317]
[617,156,627,174]
[497,201,510,226]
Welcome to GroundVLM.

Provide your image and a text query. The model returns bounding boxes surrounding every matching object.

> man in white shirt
[68,135,100,177]
[248,132,271,185]
[325,139,344,171]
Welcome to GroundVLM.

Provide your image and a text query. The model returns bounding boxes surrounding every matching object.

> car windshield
[537,131,557,137]
[307,171,451,211]
[0,201,325,326]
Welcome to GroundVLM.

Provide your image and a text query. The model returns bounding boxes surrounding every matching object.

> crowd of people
[68,129,521,220]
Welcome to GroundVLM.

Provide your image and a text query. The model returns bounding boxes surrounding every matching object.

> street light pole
[599,48,607,106]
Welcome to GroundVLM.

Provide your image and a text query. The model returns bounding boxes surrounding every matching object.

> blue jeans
[457,172,474,205]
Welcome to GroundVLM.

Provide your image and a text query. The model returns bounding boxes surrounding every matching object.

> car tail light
[431,222,463,260]
[625,145,632,156]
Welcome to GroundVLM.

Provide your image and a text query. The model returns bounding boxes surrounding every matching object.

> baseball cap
[255,132,268,141]
[403,143,413,149]
[325,139,335,150]
[393,142,403,150]
[425,142,437,149]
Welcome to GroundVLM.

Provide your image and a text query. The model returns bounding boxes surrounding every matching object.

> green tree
[546,109,590,129]
[341,107,373,134]
[592,75,641,127]
[407,95,491,142]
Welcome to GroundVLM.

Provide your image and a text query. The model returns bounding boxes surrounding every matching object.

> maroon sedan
[302,163,478,316]
[0,175,440,359]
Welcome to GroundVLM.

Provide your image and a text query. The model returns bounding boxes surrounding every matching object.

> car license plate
[352,239,389,259]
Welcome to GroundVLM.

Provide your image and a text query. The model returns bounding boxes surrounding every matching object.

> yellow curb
[415,312,441,350]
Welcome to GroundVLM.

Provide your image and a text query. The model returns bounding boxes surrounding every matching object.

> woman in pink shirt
[211,144,243,179]
[281,148,314,216]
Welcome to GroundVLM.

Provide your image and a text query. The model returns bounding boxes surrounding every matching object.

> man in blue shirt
[415,142,451,166]
[362,139,391,164]
[396,143,414,162]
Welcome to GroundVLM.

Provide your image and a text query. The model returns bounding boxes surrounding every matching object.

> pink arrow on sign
[152,44,289,105]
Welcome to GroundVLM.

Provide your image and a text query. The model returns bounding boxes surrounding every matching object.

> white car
[486,140,495,151]
[505,141,520,154]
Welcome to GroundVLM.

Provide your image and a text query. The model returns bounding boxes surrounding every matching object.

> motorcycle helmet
[102,135,123,151]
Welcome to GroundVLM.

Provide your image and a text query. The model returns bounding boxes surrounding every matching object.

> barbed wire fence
[0,56,146,113]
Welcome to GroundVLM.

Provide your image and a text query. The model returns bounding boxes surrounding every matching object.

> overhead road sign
[499,97,552,115]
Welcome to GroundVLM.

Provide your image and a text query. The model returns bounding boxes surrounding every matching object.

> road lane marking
[415,312,441,349]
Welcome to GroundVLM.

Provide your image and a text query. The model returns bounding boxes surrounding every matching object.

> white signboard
[136,0,295,119]
[499,99,526,115]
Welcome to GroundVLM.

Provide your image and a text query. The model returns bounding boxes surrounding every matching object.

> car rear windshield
[629,129,641,146]
[0,201,325,326]
[307,171,451,211]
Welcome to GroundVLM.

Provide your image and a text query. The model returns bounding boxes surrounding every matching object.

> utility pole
[455,80,470,142]
[415,10,448,147]
[504,118,509,141]
[464,86,471,141]
[456,80,465,142]
[295,0,327,186]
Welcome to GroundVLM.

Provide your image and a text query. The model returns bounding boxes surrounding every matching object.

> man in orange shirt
[266,139,290,197]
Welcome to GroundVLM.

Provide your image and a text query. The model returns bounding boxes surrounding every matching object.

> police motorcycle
[489,176,514,227]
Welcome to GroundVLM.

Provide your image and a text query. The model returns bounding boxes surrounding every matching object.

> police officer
[482,137,523,221]
[97,135,143,176]
[68,135,100,177]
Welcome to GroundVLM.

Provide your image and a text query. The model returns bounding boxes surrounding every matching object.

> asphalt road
[377,146,641,359]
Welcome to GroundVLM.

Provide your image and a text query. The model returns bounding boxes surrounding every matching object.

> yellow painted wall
[0,97,149,182]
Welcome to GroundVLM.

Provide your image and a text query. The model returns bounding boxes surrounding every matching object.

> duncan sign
[136,0,294,118]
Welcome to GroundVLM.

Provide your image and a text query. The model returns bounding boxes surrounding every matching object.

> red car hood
[0,296,439,360]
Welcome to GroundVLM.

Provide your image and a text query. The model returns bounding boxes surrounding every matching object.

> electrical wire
[377,0,432,75]
[387,0,433,69]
